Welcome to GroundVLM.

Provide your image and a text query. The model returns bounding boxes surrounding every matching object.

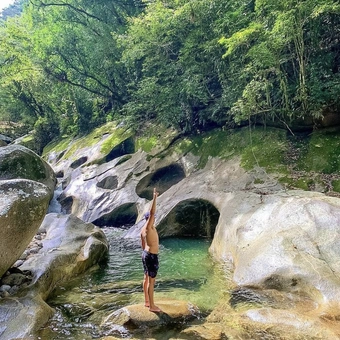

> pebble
[0,285,11,292]
[13,260,24,268]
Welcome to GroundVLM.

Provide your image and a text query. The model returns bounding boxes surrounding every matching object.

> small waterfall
[47,182,63,214]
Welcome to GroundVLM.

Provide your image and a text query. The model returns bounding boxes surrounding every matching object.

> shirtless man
[141,188,162,312]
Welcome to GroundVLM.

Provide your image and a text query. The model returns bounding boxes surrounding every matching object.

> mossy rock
[43,122,134,163]
[0,144,56,194]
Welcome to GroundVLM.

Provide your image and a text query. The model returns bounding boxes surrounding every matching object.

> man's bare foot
[149,305,162,313]
[145,301,150,307]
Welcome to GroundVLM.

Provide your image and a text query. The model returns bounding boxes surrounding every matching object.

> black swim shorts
[142,250,159,278]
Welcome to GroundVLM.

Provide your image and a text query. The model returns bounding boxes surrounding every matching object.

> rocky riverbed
[0,229,46,298]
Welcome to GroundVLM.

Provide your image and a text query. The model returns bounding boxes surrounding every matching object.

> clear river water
[36,227,229,339]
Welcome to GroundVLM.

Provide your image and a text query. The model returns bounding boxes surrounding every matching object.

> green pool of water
[37,228,228,339]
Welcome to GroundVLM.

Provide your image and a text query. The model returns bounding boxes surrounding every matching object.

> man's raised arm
[146,188,158,229]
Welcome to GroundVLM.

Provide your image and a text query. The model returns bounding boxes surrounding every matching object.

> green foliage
[33,116,60,154]
[0,0,340,152]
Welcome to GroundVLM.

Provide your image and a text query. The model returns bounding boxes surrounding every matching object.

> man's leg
[143,273,150,307]
[148,276,161,312]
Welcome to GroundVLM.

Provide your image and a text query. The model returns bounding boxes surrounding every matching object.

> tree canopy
[0,0,340,152]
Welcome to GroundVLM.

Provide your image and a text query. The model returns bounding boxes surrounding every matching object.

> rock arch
[91,203,138,228]
[136,164,185,200]
[157,199,220,238]
[105,137,135,162]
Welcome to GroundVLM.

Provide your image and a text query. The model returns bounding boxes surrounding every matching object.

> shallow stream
[37,227,230,339]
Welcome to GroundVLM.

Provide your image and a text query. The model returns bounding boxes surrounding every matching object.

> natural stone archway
[157,199,220,238]
[70,156,88,169]
[105,137,135,162]
[136,164,186,200]
[91,203,138,228]
[96,176,118,190]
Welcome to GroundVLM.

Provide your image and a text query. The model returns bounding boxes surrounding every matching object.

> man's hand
[153,188,159,198]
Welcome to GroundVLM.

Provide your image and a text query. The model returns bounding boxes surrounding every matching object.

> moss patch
[185,127,288,172]
[0,149,47,181]
[100,128,133,155]
[297,130,340,174]
[135,124,179,153]
[43,122,123,161]
[43,136,73,156]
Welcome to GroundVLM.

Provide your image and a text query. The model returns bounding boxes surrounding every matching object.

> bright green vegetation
[1,0,339,156]
[43,122,132,161]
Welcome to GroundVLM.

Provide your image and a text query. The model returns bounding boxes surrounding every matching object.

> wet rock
[19,251,29,261]
[0,285,11,293]
[29,247,41,255]
[1,273,28,286]
[13,260,24,268]
[180,323,226,340]
[0,213,109,339]
[101,299,199,333]
[243,307,340,340]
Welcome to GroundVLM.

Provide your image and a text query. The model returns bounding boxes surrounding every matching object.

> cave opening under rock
[157,199,220,239]
[136,163,185,200]
[91,203,138,228]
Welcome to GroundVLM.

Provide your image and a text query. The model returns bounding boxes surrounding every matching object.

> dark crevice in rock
[136,164,185,200]
[158,199,220,238]
[70,156,88,169]
[96,176,118,190]
[56,150,66,162]
[92,203,138,228]
[105,137,135,163]
[55,170,64,178]
[58,194,74,214]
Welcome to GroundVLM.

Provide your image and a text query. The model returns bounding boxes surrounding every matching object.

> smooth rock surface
[101,299,199,331]
[0,179,51,278]
[0,213,109,339]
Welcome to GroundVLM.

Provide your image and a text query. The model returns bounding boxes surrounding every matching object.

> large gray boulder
[0,179,51,278]
[0,144,56,194]
[21,213,109,298]
[210,190,340,304]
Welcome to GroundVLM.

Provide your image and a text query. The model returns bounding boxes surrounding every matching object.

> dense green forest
[0,0,340,153]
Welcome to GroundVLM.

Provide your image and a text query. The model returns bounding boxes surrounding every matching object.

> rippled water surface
[37,227,228,339]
